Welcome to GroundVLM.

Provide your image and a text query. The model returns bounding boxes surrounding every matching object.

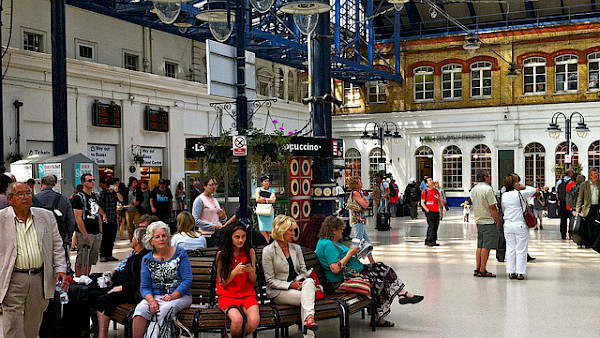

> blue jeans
[353,221,371,243]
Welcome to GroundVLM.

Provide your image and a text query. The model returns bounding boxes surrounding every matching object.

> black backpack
[33,192,68,242]
[409,184,420,201]
[565,184,580,209]
[557,179,568,201]
[388,183,397,198]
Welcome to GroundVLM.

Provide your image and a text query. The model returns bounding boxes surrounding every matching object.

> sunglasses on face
[86,179,95,182]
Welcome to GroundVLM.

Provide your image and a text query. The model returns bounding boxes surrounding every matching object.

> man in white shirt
[335,184,345,212]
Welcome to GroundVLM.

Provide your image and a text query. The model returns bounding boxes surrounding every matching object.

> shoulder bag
[518,191,537,228]
[345,191,362,212]
[336,266,371,298]
[255,203,273,216]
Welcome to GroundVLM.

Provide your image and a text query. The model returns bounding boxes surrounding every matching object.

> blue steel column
[367,0,373,64]
[312,10,334,216]
[395,9,401,75]
[236,0,249,222]
[334,0,340,55]
[51,0,68,155]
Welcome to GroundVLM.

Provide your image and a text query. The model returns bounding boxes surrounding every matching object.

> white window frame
[368,80,387,103]
[369,147,386,184]
[257,68,274,97]
[123,51,141,71]
[299,71,309,102]
[442,145,463,189]
[555,54,579,93]
[75,39,97,62]
[470,144,492,187]
[22,28,45,53]
[587,52,600,92]
[164,60,179,79]
[441,64,463,100]
[287,70,295,101]
[523,57,547,95]
[343,82,361,107]
[414,66,434,102]
[470,61,492,99]
[344,148,362,181]
[589,141,600,170]
[524,142,545,187]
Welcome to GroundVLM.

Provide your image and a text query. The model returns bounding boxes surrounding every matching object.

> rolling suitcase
[376,212,391,231]
[571,214,584,245]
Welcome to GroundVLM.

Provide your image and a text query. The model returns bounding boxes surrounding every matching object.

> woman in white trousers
[262,215,319,337]
[501,174,536,280]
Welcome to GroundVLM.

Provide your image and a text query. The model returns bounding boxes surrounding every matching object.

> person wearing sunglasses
[73,173,107,277]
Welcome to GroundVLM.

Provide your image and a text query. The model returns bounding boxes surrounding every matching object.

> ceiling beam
[524,0,536,19]
[405,1,423,32]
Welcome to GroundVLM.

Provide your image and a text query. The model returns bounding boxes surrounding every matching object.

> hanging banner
[75,163,94,185]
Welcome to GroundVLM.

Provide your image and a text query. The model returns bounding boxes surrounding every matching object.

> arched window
[555,54,579,92]
[524,142,545,187]
[555,142,579,180]
[345,148,362,181]
[343,82,361,106]
[443,145,462,189]
[442,64,463,100]
[257,68,273,97]
[589,141,600,170]
[415,146,433,182]
[287,70,295,101]
[414,66,434,101]
[415,146,434,158]
[369,148,386,183]
[588,52,600,91]
[470,61,492,98]
[277,68,285,99]
[471,144,492,186]
[523,57,546,94]
[299,71,309,102]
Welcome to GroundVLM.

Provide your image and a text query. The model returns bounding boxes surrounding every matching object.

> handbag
[336,267,371,298]
[309,270,325,300]
[255,203,274,216]
[345,191,362,212]
[144,309,194,338]
[518,192,537,228]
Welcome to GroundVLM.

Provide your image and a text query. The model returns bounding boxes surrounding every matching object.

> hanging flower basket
[132,154,145,166]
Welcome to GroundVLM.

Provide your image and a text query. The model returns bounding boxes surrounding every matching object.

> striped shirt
[13,208,43,270]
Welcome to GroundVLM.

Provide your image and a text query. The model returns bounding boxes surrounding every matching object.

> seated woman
[132,221,193,338]
[171,211,207,250]
[90,227,150,338]
[315,216,424,327]
[216,223,260,338]
[262,215,319,337]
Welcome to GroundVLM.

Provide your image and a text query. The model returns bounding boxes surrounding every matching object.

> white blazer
[261,241,311,298]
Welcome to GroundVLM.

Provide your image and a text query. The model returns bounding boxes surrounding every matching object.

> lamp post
[546,112,590,167]
[361,121,402,174]
[195,0,331,221]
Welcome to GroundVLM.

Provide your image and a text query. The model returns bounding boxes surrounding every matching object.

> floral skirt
[360,262,404,320]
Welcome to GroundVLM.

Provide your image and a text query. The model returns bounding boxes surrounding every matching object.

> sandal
[376,320,395,327]
[477,270,496,278]
[473,269,479,276]
[303,315,318,334]
[398,293,424,304]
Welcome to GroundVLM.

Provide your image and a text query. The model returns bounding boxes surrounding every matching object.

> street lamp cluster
[361,121,402,173]
[546,112,590,163]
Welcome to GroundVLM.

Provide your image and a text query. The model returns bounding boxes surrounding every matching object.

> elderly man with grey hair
[470,170,501,278]
[0,182,68,338]
[575,167,600,247]
[32,174,77,274]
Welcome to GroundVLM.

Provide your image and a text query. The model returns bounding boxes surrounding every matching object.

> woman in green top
[315,216,424,327]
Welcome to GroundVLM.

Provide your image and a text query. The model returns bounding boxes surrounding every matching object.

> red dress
[217,250,258,310]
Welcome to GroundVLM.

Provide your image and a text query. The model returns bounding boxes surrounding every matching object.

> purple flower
[279,127,285,131]
[294,129,298,132]
[288,132,294,135]
[272,120,278,124]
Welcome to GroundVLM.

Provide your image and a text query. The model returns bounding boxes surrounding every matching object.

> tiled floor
[5,209,600,337]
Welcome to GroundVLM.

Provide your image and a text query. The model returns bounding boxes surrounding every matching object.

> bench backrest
[187,248,218,306]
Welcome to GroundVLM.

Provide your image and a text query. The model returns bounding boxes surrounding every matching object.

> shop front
[140,147,164,189]
[88,144,117,183]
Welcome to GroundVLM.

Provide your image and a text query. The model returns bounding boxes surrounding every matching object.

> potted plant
[132,153,145,166]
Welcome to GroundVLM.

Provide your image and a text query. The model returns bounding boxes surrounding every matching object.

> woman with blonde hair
[171,211,207,250]
[346,176,374,263]
[262,215,319,336]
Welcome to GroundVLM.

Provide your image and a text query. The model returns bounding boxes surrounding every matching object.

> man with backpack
[404,177,421,219]
[556,168,576,240]
[32,174,76,275]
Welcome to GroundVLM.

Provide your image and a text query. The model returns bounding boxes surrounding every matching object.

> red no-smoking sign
[233,136,247,156]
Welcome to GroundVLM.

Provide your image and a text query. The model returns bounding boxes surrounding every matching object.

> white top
[501,186,536,228]
[171,232,207,250]
[335,186,345,196]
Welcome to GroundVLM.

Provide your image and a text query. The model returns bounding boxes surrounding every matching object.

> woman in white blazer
[261,215,318,336]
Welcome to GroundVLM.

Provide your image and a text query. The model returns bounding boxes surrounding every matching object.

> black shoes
[517,274,525,280]
[398,294,424,304]
[100,257,108,262]
[527,255,536,262]
[509,273,517,280]
[425,242,440,246]
[107,256,119,262]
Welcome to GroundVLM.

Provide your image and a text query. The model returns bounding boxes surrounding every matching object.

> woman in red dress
[216,223,259,337]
